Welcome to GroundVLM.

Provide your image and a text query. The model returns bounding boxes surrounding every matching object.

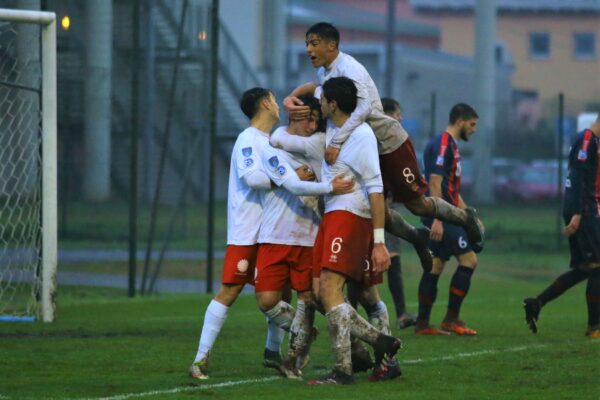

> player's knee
[459,252,478,269]
[405,196,430,216]
[255,292,279,311]
[214,284,243,306]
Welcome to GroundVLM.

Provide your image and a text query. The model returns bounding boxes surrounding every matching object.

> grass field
[2,203,599,399]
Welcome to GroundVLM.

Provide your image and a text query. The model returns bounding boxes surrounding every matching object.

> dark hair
[381,98,400,115]
[296,94,324,131]
[306,22,340,48]
[322,77,357,115]
[240,87,272,120]
[449,103,478,124]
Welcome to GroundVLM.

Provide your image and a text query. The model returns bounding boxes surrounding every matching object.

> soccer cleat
[373,334,401,369]
[368,357,402,382]
[263,348,283,371]
[189,356,209,380]
[396,312,417,329]
[585,325,600,338]
[307,369,355,385]
[441,320,477,336]
[464,207,484,253]
[415,324,451,336]
[523,298,541,334]
[279,357,303,380]
[413,226,433,272]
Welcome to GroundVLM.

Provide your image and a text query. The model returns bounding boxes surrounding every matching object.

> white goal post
[0,8,57,322]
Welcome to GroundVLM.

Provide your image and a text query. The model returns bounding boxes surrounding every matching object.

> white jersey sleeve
[235,134,262,178]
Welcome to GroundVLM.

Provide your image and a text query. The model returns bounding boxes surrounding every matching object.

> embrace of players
[188,21,600,385]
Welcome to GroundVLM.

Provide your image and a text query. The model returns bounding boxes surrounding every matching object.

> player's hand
[372,243,391,272]
[296,165,315,182]
[564,214,581,236]
[330,174,354,194]
[283,96,311,120]
[430,219,443,241]
[269,136,282,149]
[324,146,341,165]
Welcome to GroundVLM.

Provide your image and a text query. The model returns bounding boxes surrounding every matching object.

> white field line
[59,344,548,400]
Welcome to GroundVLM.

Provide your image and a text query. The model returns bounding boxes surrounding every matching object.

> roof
[287,0,440,38]
[410,0,600,12]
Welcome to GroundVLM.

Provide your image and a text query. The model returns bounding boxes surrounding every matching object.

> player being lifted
[416,103,480,336]
[523,113,600,338]
[255,95,354,379]
[308,77,401,385]
[283,22,485,270]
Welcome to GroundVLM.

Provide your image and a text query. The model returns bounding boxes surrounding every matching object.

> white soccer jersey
[316,51,408,154]
[258,145,322,246]
[322,122,383,219]
[226,127,269,245]
[270,126,325,181]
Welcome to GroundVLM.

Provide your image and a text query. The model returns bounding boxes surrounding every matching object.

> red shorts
[313,211,375,283]
[379,139,428,203]
[221,244,257,285]
[255,244,313,293]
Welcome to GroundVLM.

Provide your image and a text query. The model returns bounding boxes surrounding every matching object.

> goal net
[0,8,56,322]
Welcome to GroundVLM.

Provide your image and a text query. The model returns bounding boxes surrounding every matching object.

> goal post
[0,8,56,322]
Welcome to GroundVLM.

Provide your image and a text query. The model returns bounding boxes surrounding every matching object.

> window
[529,32,550,59]
[573,33,596,59]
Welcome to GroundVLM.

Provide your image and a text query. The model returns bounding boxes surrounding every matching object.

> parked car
[504,160,568,201]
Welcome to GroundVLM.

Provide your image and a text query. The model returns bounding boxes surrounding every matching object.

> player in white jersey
[308,77,402,385]
[283,22,485,268]
[189,88,280,380]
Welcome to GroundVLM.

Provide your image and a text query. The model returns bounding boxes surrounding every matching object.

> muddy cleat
[263,348,283,371]
[396,312,417,329]
[413,226,433,272]
[307,369,355,385]
[523,298,541,334]
[189,356,209,380]
[441,320,477,336]
[464,207,484,253]
[373,334,401,369]
[415,325,451,336]
[280,357,303,380]
[368,357,402,382]
[585,325,600,338]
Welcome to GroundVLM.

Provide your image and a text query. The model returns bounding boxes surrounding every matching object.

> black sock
[537,269,589,306]
[586,268,600,327]
[387,256,406,317]
[446,265,474,320]
[346,280,360,310]
[417,272,440,324]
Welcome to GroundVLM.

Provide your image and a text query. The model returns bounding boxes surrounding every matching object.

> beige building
[412,0,600,123]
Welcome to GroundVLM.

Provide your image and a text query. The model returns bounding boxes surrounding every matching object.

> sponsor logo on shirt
[456,161,462,176]
[268,156,279,169]
[244,158,254,168]
[242,147,252,157]
[565,178,571,188]
[277,165,286,176]
[436,155,445,166]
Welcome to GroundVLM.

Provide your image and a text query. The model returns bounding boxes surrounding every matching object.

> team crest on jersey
[565,178,571,188]
[236,258,249,274]
[268,156,279,168]
[456,161,462,176]
[242,147,252,157]
[436,155,445,166]
[244,158,254,168]
[277,165,287,176]
[578,150,588,160]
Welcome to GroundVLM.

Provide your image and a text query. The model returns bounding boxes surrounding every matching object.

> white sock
[264,300,295,331]
[368,300,391,335]
[265,317,286,352]
[194,299,229,363]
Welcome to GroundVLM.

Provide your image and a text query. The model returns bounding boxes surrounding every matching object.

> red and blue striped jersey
[564,129,600,217]
[423,132,461,206]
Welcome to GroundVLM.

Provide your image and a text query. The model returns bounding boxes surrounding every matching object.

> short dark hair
[240,87,272,120]
[322,77,357,115]
[306,22,340,48]
[449,103,478,124]
[381,98,400,115]
[296,94,324,131]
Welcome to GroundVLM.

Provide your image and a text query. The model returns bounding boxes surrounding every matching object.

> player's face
[266,93,280,121]
[459,118,478,141]
[296,110,320,137]
[386,107,402,122]
[320,93,333,119]
[306,34,337,68]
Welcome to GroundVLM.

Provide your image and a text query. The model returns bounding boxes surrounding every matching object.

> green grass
[1,272,599,399]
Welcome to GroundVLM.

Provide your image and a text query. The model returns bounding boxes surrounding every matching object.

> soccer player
[308,77,401,385]
[255,96,354,379]
[283,22,484,268]
[415,103,480,336]
[523,114,600,338]
[189,87,285,379]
